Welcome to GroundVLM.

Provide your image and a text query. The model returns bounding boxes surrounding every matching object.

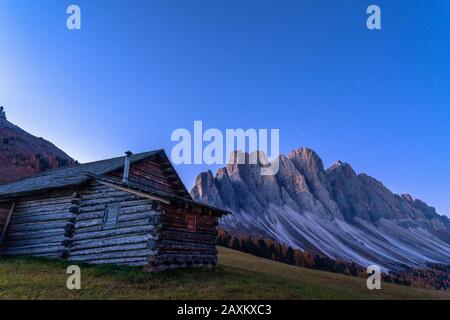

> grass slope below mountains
[0,247,448,300]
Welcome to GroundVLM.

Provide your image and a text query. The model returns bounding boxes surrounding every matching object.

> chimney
[123,151,133,184]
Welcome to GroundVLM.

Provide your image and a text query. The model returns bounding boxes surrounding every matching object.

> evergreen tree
[286,247,295,265]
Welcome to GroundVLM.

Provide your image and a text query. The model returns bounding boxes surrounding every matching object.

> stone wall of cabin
[146,205,219,271]
[67,183,160,266]
[1,190,75,258]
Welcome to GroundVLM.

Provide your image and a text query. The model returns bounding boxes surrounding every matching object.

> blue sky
[0,0,449,216]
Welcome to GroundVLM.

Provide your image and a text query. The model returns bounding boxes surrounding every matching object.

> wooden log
[76,208,159,222]
[6,228,65,239]
[160,230,216,244]
[7,221,72,233]
[31,252,63,259]
[72,225,102,234]
[76,211,105,221]
[158,240,216,250]
[69,243,149,256]
[13,203,72,216]
[73,257,149,266]
[162,222,218,234]
[75,211,159,228]
[74,219,156,234]
[77,205,155,219]
[72,233,158,247]
[5,240,65,251]
[14,194,74,209]
[75,219,103,229]
[119,205,158,215]
[3,236,69,248]
[10,212,74,225]
[68,248,156,261]
[80,194,139,207]
[163,226,217,236]
[72,225,157,241]
[155,253,216,261]
[113,261,149,267]
[75,217,150,230]
[118,211,159,223]
[116,219,159,229]
[12,209,72,221]
[3,244,63,256]
[158,247,218,255]
[69,234,154,251]
[78,202,153,214]
[81,190,130,199]
[97,181,170,204]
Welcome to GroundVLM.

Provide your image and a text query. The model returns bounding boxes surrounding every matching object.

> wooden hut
[0,150,229,271]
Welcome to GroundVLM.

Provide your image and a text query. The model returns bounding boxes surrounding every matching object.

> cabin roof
[0,150,163,199]
[0,149,230,216]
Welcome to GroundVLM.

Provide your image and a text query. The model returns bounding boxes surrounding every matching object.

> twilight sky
[0,0,449,216]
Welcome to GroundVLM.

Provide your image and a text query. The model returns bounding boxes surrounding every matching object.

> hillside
[191,149,450,271]
[0,247,448,300]
[0,107,75,184]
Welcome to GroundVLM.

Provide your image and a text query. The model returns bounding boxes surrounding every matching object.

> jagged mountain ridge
[0,107,75,184]
[191,148,450,271]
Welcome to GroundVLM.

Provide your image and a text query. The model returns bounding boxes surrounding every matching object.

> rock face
[191,148,450,271]
[0,107,75,184]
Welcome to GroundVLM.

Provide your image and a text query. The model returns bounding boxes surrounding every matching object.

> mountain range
[0,107,75,184]
[1,107,449,272]
[191,149,450,271]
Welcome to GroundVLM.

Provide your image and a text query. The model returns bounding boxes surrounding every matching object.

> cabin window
[186,214,197,232]
[103,204,121,229]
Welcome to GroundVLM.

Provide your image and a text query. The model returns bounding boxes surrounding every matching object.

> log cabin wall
[148,205,219,271]
[68,182,161,266]
[0,183,223,271]
[108,158,189,199]
[1,190,75,258]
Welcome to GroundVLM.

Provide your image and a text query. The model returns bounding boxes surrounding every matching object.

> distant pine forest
[217,230,450,291]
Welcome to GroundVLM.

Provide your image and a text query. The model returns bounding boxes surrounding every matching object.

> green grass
[0,247,448,300]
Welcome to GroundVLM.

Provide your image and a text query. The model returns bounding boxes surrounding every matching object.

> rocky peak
[401,194,415,203]
[225,150,264,186]
[226,150,269,168]
[287,147,325,172]
[193,170,215,198]
[327,160,356,178]
[0,106,6,120]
